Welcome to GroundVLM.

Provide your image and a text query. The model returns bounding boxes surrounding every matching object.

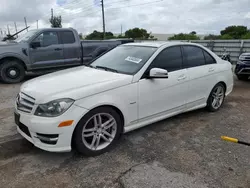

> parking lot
[0,76,250,188]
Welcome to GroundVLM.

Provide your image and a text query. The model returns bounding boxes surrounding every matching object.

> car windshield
[15,30,38,43]
[90,45,157,75]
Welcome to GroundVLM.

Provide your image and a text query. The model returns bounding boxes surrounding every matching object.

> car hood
[20,66,133,104]
[0,41,18,46]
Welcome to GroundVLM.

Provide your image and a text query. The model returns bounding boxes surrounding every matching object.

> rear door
[182,45,217,109]
[60,30,82,66]
[29,31,64,69]
[82,44,99,64]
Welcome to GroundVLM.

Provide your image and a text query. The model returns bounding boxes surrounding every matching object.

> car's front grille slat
[16,92,36,113]
[19,100,33,109]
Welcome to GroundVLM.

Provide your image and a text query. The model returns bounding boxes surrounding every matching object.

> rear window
[203,50,216,64]
[61,31,75,44]
[83,46,98,56]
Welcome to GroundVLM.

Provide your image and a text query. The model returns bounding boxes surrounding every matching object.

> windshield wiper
[85,64,95,68]
[95,66,118,73]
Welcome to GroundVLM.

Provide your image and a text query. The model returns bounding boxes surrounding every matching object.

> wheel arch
[71,104,125,148]
[0,56,27,70]
[217,81,227,92]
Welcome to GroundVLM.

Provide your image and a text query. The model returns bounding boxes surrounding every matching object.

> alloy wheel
[211,85,225,109]
[81,113,117,151]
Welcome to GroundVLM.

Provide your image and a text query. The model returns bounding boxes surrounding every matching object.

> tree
[190,31,196,35]
[168,33,200,40]
[49,15,62,28]
[242,32,250,39]
[204,34,221,40]
[220,34,233,39]
[85,30,115,40]
[79,33,83,39]
[220,25,248,39]
[124,28,153,39]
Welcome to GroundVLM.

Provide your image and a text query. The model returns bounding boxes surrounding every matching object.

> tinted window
[95,48,109,57]
[203,50,216,64]
[83,46,98,56]
[33,31,59,47]
[183,46,206,68]
[151,46,182,72]
[91,45,157,75]
[61,31,75,44]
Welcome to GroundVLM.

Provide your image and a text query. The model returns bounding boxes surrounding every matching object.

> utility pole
[101,0,106,39]
[7,25,10,35]
[120,24,123,36]
[36,20,38,29]
[51,8,54,19]
[24,17,28,31]
[14,22,18,37]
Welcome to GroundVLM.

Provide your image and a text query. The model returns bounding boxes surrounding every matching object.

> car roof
[123,41,199,48]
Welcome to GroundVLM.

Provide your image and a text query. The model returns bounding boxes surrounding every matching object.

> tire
[206,83,226,112]
[73,106,123,156]
[236,74,249,81]
[0,60,25,84]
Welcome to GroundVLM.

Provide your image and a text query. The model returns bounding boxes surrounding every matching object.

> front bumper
[235,61,250,75]
[15,104,88,152]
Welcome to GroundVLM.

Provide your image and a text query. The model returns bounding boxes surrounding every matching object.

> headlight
[34,98,74,117]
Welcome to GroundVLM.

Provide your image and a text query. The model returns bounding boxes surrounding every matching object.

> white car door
[182,45,218,110]
[138,46,189,120]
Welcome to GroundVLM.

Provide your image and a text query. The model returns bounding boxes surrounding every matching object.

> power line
[80,0,164,17]
[27,0,165,33]
[42,0,128,20]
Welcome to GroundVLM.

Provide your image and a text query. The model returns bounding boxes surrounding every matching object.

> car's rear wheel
[206,83,225,112]
[236,74,249,81]
[0,60,25,83]
[73,106,122,156]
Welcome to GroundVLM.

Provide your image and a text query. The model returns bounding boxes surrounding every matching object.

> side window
[151,46,182,72]
[182,46,206,68]
[95,48,108,57]
[82,45,98,56]
[61,31,75,44]
[33,31,59,47]
[203,50,216,64]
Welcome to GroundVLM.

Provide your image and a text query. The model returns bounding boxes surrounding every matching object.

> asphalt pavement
[1,76,250,188]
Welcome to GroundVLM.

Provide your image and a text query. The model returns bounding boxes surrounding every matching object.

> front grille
[16,92,35,113]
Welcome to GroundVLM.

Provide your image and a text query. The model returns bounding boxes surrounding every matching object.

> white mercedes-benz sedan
[15,41,234,156]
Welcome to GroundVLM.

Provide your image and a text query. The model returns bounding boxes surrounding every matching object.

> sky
[0,0,250,37]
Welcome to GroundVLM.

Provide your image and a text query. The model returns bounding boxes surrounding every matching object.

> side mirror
[30,41,41,49]
[148,68,168,79]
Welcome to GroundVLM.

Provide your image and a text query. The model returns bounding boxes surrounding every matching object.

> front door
[29,31,64,69]
[138,46,189,120]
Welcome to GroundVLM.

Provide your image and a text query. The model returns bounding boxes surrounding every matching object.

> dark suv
[235,53,250,80]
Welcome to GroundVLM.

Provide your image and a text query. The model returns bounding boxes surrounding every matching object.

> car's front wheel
[206,83,225,112]
[73,106,123,156]
[0,60,25,83]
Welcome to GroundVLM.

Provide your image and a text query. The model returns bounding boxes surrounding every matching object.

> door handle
[177,75,187,81]
[208,67,215,72]
[54,48,62,51]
